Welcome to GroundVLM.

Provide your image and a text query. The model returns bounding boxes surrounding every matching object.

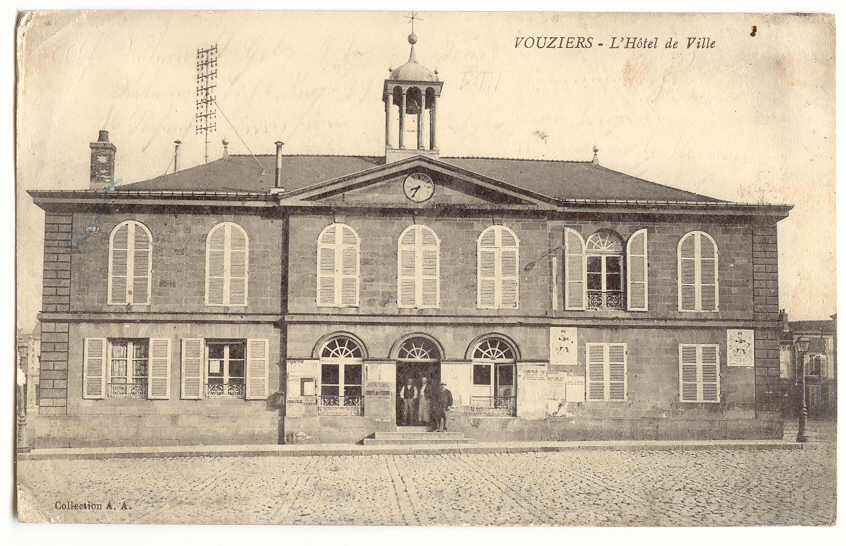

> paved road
[17,422,835,526]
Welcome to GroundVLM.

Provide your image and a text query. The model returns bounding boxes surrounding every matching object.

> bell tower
[383,14,443,163]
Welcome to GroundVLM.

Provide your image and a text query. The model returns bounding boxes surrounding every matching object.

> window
[470,337,517,415]
[108,221,152,305]
[206,222,249,306]
[318,336,363,414]
[678,231,718,312]
[586,343,627,401]
[626,229,648,311]
[83,337,171,400]
[397,336,440,361]
[477,225,519,309]
[317,223,360,307]
[397,225,440,308]
[679,344,720,403]
[586,231,624,310]
[808,355,824,376]
[180,338,268,400]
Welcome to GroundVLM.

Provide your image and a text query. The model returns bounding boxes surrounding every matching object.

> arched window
[317,223,359,307]
[397,336,441,362]
[108,220,152,305]
[318,335,363,413]
[678,231,718,312]
[205,222,249,306]
[398,225,440,309]
[586,230,624,310]
[470,336,517,415]
[477,225,519,309]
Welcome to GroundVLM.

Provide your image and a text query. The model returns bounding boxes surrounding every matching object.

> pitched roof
[117,154,720,203]
[788,320,835,334]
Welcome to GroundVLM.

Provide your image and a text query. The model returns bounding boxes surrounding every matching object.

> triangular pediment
[278,155,556,209]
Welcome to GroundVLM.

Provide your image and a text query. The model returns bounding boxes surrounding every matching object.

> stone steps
[363,430,473,445]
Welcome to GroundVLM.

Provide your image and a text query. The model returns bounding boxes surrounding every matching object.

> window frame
[397,225,441,309]
[107,338,149,399]
[107,220,152,305]
[677,231,719,312]
[317,336,364,412]
[316,223,361,308]
[476,225,520,310]
[678,343,721,403]
[204,340,247,398]
[205,222,249,307]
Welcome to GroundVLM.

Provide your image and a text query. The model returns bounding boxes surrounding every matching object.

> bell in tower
[383,19,443,163]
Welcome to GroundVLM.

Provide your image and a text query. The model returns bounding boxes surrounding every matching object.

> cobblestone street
[17,422,836,526]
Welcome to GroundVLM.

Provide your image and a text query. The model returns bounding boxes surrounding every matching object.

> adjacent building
[779,313,836,418]
[28,32,792,447]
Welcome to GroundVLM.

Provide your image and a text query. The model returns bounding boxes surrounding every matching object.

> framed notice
[727,329,754,367]
[549,327,577,366]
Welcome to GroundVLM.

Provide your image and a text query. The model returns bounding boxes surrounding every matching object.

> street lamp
[796,337,810,443]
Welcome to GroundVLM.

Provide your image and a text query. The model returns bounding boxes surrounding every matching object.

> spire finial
[592,145,599,165]
[405,11,423,63]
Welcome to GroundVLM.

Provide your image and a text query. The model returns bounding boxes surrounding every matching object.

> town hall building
[28,31,791,447]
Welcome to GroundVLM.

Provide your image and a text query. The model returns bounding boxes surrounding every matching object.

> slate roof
[117,154,721,203]
[788,320,836,334]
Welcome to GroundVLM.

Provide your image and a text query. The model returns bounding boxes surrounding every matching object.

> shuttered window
[397,225,440,309]
[564,228,586,310]
[108,221,152,305]
[205,222,249,306]
[678,231,718,312]
[83,338,171,400]
[586,343,627,401]
[317,223,360,307]
[626,229,648,311]
[477,225,519,309]
[182,338,269,400]
[679,344,720,403]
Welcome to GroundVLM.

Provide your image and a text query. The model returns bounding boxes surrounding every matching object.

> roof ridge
[228,153,384,159]
[444,155,592,164]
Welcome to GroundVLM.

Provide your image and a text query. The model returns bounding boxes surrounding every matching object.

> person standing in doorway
[399,378,417,426]
[418,376,432,427]
[434,382,453,432]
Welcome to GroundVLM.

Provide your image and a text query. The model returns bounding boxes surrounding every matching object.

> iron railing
[206,382,245,399]
[317,394,363,415]
[469,395,516,416]
[108,382,147,399]
[587,290,623,310]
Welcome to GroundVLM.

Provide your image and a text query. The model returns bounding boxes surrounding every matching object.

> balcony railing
[108,382,147,400]
[317,394,363,416]
[587,290,623,311]
[206,382,245,399]
[469,396,516,416]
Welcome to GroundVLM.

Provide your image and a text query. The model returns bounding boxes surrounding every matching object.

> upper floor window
[108,221,152,305]
[477,225,519,309]
[317,223,359,307]
[678,231,718,312]
[205,222,249,306]
[565,228,648,311]
[398,225,440,309]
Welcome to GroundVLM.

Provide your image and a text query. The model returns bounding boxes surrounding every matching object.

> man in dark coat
[433,382,453,432]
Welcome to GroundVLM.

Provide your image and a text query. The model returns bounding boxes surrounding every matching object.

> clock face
[403,173,435,202]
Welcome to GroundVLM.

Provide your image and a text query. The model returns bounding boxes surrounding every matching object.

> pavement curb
[18,440,803,461]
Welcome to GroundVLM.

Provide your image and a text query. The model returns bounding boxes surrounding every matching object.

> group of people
[398,376,453,431]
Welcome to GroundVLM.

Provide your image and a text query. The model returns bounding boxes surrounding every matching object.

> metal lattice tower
[195,44,218,163]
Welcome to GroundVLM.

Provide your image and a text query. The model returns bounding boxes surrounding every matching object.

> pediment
[279,155,555,209]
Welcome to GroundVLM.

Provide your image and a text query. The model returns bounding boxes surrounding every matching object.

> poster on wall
[727,329,755,367]
[549,327,578,366]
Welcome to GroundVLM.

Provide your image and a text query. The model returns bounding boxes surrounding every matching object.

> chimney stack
[89,130,117,190]
[274,141,284,189]
[222,138,229,159]
[173,140,182,172]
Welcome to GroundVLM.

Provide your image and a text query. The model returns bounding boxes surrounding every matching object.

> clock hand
[409,185,420,197]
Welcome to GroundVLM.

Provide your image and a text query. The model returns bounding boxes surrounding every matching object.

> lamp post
[796,337,810,443]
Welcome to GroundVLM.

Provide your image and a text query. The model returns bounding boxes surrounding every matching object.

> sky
[15,10,835,330]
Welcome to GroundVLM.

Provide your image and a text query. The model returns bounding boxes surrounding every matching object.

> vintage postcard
[14,10,835,525]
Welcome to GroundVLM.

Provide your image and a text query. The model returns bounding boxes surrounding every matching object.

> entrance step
[364,431,473,445]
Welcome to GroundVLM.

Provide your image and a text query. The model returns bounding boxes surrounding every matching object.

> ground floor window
[470,337,516,416]
[586,343,627,401]
[679,344,720,403]
[206,341,245,398]
[109,339,148,399]
[318,336,364,415]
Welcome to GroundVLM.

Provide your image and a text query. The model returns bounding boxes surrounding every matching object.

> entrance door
[395,336,442,426]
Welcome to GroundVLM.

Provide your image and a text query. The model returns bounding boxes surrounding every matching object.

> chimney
[173,140,182,172]
[89,130,117,190]
[222,138,229,159]
[274,141,284,189]
[592,145,599,165]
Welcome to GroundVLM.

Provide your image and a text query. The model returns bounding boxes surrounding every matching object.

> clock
[403,173,435,202]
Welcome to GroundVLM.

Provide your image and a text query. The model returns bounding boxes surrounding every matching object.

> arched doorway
[395,335,442,426]
[470,336,517,416]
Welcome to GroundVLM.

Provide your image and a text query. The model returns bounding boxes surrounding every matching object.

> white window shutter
[245,339,269,400]
[420,246,439,308]
[678,234,697,311]
[701,345,719,401]
[679,344,699,401]
[317,244,336,305]
[131,223,151,304]
[586,343,605,401]
[206,225,226,305]
[608,344,627,401]
[147,338,171,399]
[181,338,204,399]
[564,228,586,310]
[340,246,358,306]
[477,248,497,308]
[627,229,648,311]
[398,227,417,308]
[83,337,107,399]
[109,223,129,304]
[229,225,248,306]
[500,248,519,309]
[699,235,718,311]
